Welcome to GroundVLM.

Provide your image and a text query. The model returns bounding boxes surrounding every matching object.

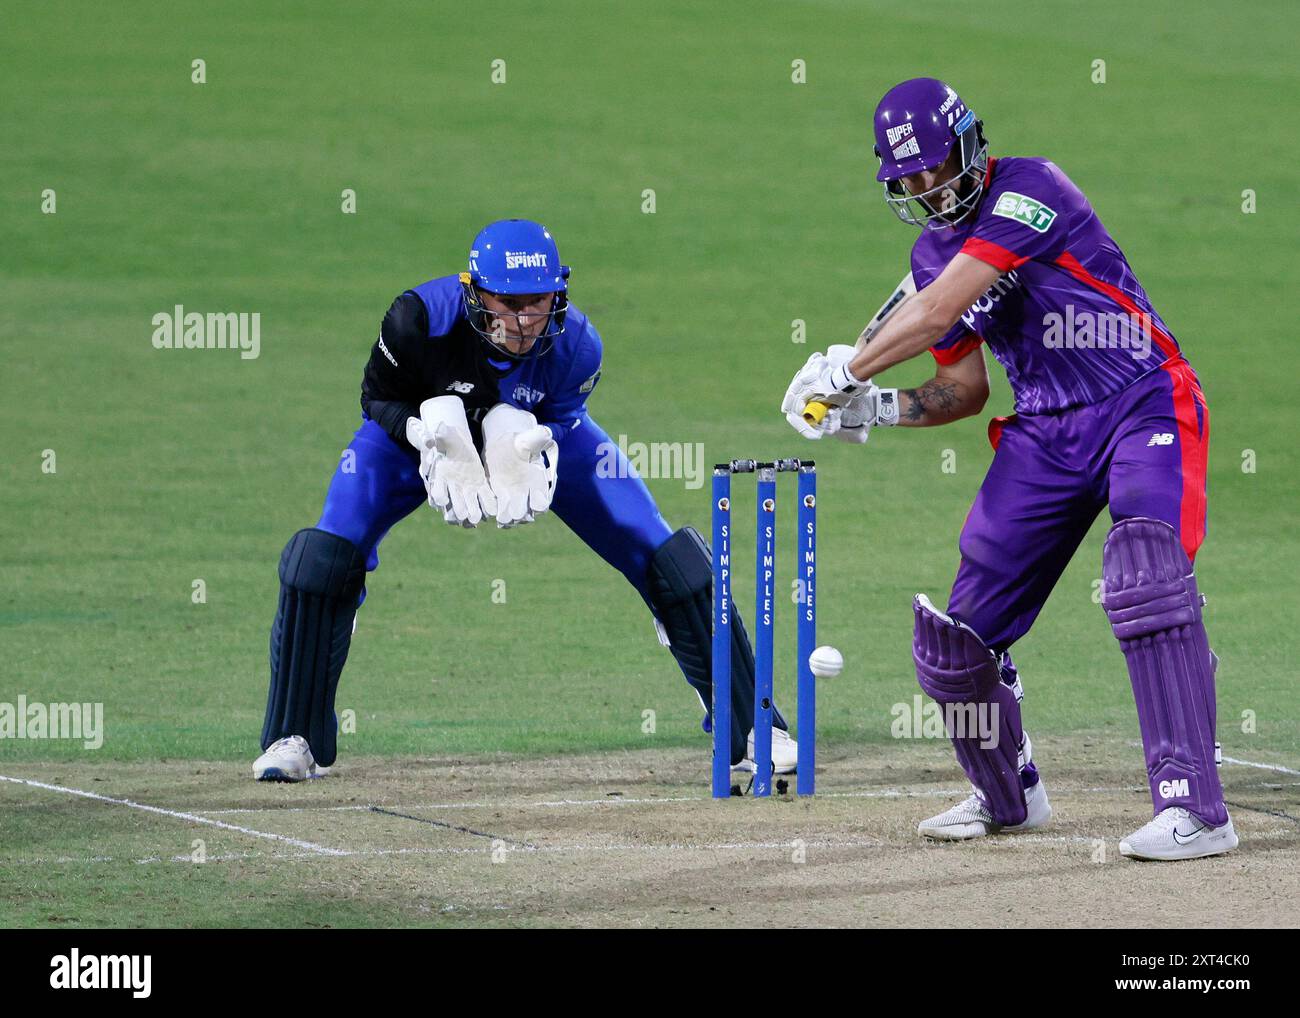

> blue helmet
[461,219,570,360]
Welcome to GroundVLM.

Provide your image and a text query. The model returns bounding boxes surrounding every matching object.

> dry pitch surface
[3,736,1297,928]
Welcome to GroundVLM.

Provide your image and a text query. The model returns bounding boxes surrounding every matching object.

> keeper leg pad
[262,528,367,767]
[647,527,786,765]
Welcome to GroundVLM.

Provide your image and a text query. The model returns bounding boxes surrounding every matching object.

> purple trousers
[949,357,1209,649]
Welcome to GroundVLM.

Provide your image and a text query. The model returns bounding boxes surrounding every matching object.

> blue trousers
[317,414,673,608]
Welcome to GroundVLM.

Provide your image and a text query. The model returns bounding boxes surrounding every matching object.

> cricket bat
[802,271,917,425]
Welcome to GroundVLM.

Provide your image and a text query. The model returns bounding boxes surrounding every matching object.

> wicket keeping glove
[482,403,559,528]
[406,396,497,528]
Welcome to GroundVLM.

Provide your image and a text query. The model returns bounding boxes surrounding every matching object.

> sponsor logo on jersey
[505,250,548,270]
[446,380,474,394]
[960,270,1021,330]
[885,122,914,147]
[513,384,545,405]
[1147,432,1174,447]
[1158,778,1190,799]
[579,366,601,394]
[378,335,399,367]
[991,191,1058,233]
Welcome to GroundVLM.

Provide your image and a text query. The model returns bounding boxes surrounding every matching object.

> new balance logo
[1147,432,1174,446]
[1158,778,1190,798]
[446,381,474,394]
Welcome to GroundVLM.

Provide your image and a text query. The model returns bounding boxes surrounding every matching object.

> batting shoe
[1119,807,1238,861]
[742,727,799,775]
[253,735,327,782]
[918,780,1052,841]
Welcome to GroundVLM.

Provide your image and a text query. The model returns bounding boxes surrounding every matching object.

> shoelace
[950,793,991,821]
[1149,807,1193,832]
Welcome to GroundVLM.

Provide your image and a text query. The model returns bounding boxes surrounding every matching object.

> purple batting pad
[913,595,1028,825]
[1102,518,1227,826]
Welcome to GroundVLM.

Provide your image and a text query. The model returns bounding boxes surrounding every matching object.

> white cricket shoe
[742,727,799,775]
[1119,807,1238,861]
[253,735,323,782]
[918,780,1052,840]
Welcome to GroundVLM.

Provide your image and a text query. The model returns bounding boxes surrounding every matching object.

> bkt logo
[1147,432,1174,446]
[1159,778,1190,798]
[505,250,547,270]
[512,384,545,405]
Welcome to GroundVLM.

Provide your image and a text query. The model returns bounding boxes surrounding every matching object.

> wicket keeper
[784,78,1234,860]
[255,220,796,782]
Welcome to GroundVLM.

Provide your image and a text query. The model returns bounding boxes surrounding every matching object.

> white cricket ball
[809,645,843,678]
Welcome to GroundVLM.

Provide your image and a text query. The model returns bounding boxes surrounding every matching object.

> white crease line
[7,828,1296,869]
[188,785,1160,817]
[3,838,887,867]
[0,773,348,857]
[1125,743,1300,777]
[1222,756,1300,776]
[12,826,1300,868]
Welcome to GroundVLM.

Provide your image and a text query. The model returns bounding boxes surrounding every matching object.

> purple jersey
[911,157,1184,414]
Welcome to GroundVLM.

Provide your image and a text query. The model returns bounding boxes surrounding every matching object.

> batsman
[255,219,797,782]
[784,78,1235,860]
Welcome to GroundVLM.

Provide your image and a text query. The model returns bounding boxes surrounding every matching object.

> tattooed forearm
[902,380,960,422]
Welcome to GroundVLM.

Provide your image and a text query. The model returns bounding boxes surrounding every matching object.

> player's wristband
[876,388,900,427]
[829,362,869,395]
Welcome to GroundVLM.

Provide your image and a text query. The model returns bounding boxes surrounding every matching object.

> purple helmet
[873,77,988,229]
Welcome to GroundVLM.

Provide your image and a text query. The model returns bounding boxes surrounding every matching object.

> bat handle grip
[802,400,832,426]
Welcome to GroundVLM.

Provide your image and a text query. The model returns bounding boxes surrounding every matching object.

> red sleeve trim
[960,237,1029,272]
[930,332,983,365]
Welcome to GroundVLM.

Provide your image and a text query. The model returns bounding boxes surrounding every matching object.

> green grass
[1,0,1297,774]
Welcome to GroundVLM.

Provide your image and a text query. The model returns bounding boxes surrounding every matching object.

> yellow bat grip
[802,400,831,426]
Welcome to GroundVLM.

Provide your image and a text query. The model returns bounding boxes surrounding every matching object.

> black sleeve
[360,293,429,444]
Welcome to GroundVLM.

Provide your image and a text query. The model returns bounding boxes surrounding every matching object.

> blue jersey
[361,274,603,443]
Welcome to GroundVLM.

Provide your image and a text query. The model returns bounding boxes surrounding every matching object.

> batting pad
[913,594,1028,826]
[1102,518,1227,825]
